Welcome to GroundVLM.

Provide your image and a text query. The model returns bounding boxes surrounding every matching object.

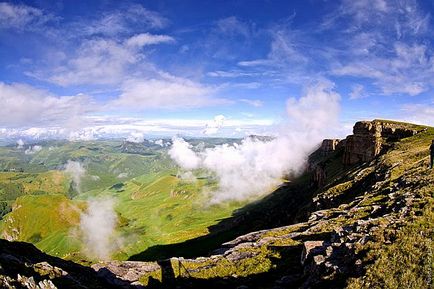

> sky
[0,0,433,140]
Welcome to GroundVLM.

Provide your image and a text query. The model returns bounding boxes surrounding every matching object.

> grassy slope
[346,126,434,288]
[0,171,251,261]
[0,139,253,261]
[0,194,85,258]
[77,171,250,260]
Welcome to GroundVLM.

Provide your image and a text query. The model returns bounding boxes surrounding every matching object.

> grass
[347,198,433,289]
[110,173,249,260]
[0,194,85,258]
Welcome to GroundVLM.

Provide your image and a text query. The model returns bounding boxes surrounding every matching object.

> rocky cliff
[342,120,422,165]
[1,120,432,289]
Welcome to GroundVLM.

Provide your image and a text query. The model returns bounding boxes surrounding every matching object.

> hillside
[0,138,256,262]
[0,120,433,289]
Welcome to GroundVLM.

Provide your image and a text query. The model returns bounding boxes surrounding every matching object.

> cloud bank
[169,81,340,203]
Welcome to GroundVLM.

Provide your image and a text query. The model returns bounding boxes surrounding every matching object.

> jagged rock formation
[1,120,432,289]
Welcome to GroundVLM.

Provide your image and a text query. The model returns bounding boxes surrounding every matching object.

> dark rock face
[320,139,341,156]
[0,239,118,289]
[313,164,327,188]
[342,120,420,165]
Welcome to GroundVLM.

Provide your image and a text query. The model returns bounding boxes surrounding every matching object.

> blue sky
[0,0,433,140]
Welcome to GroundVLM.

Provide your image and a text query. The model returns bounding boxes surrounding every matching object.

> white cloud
[154,139,164,147]
[126,132,144,143]
[325,0,433,96]
[169,137,201,170]
[203,115,225,135]
[0,2,51,30]
[0,116,275,140]
[178,171,197,182]
[216,16,250,38]
[75,4,168,37]
[125,33,174,47]
[169,80,340,203]
[64,160,86,194]
[0,82,94,128]
[114,77,225,109]
[47,39,138,86]
[80,198,119,260]
[237,59,273,67]
[333,43,433,96]
[286,80,340,132]
[24,145,42,155]
[207,70,260,78]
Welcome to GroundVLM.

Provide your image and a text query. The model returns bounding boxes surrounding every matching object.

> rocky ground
[1,120,433,289]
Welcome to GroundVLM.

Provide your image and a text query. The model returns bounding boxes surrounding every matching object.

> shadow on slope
[0,239,124,288]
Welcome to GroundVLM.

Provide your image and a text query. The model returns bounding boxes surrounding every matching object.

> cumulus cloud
[64,160,86,194]
[169,137,201,170]
[126,132,144,143]
[203,115,225,135]
[169,80,340,202]
[0,82,94,128]
[80,198,119,260]
[286,80,340,131]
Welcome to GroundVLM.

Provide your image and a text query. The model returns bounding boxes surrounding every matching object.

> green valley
[0,138,254,262]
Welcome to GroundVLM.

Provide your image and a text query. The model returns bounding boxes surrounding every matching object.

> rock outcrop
[342,120,421,165]
[320,139,341,156]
